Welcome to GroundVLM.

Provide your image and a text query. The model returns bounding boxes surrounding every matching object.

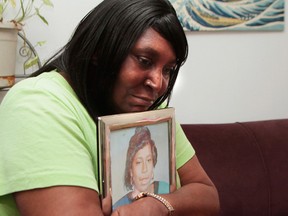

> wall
[23,0,288,124]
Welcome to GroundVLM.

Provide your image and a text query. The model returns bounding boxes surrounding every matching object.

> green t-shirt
[0,71,194,215]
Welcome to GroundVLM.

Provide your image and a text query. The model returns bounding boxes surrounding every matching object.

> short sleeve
[175,122,195,169]
[156,103,195,169]
[0,77,99,196]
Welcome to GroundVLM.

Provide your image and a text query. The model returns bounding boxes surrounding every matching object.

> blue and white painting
[169,0,285,31]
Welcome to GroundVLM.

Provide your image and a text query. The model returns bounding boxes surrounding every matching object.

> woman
[113,126,169,210]
[0,0,220,215]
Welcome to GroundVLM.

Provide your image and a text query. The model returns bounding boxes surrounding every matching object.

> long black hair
[31,0,188,120]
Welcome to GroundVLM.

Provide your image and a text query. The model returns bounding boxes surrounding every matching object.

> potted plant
[0,0,53,88]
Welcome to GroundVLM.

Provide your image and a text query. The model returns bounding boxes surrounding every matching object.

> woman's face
[112,28,177,113]
[131,144,154,192]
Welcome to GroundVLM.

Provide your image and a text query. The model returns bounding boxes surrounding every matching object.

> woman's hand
[102,190,112,216]
[112,196,169,216]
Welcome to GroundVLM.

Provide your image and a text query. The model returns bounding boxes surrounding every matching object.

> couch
[181,119,288,216]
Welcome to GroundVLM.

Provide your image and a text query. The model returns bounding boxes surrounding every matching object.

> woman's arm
[112,155,220,216]
[164,155,220,215]
[14,186,105,216]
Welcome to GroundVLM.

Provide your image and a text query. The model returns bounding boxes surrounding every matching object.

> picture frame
[97,107,176,210]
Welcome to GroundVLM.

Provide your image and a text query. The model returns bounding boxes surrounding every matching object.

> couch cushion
[239,120,288,216]
[182,119,288,216]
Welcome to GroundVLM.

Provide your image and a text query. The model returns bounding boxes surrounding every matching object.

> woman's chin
[129,105,150,113]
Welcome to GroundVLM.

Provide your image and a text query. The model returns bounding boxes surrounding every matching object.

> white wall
[24,0,288,124]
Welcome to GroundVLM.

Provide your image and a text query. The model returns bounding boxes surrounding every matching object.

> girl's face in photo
[112,27,176,113]
[131,144,154,193]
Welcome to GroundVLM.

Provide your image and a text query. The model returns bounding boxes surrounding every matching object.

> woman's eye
[163,67,174,77]
[137,56,152,68]
[135,160,142,165]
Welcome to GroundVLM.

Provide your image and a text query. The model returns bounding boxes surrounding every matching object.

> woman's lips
[132,95,155,107]
[139,177,150,185]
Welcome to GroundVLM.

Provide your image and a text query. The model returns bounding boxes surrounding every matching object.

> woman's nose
[146,69,164,93]
[142,161,148,172]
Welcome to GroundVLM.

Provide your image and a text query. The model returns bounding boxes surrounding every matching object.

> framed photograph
[97,107,176,210]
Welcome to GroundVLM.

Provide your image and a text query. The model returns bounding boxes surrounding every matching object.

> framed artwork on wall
[97,108,176,211]
[170,0,285,31]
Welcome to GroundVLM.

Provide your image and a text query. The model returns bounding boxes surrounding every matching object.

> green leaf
[0,5,3,20]
[43,0,54,7]
[24,56,39,69]
[35,8,48,25]
[9,0,16,8]
[36,41,46,46]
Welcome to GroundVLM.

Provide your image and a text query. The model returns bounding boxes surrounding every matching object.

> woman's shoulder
[2,71,81,113]
[19,71,73,95]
